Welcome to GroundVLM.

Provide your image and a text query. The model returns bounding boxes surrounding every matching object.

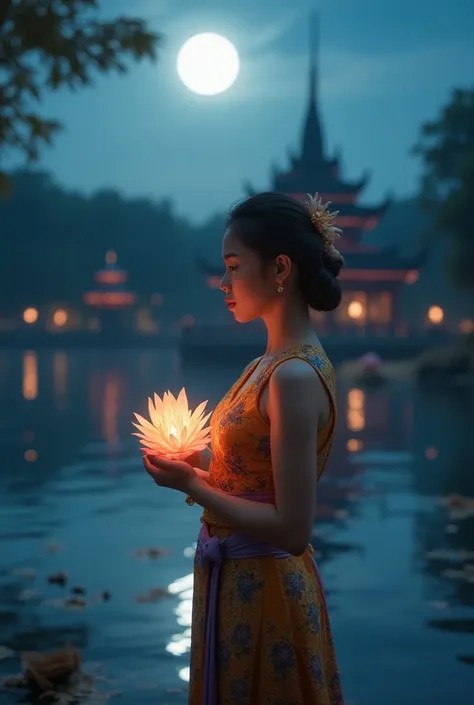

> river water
[0,349,473,704]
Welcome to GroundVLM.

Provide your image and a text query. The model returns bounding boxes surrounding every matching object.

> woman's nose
[220,273,230,292]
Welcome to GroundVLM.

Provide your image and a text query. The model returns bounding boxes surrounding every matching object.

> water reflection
[53,351,68,408]
[347,387,365,431]
[22,350,38,400]
[0,350,473,704]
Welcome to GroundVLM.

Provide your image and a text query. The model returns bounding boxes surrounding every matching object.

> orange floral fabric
[188,344,344,705]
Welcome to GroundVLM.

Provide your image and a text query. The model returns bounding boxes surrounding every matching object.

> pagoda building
[83,250,137,334]
[203,14,424,337]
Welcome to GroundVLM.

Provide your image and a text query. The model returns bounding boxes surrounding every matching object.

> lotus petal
[132,388,211,460]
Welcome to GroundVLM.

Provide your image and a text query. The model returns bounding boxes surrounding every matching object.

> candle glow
[132,388,211,460]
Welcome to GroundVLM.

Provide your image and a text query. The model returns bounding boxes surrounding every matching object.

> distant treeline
[0,169,432,319]
[0,170,226,319]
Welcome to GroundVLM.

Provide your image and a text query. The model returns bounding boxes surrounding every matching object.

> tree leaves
[413,88,474,290]
[0,0,161,185]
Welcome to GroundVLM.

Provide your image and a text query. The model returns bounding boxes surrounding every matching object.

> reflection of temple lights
[347,301,364,319]
[24,449,38,462]
[102,375,120,446]
[23,307,38,324]
[425,447,439,460]
[347,438,363,452]
[53,309,68,327]
[53,351,68,402]
[460,319,474,334]
[22,351,38,400]
[427,305,443,325]
[347,388,365,431]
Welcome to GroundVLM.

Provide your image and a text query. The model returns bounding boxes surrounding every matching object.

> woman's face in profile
[220,227,277,323]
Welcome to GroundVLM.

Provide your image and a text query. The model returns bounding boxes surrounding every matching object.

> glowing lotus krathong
[132,388,211,460]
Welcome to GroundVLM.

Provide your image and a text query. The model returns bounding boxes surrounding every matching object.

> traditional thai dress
[188,343,344,705]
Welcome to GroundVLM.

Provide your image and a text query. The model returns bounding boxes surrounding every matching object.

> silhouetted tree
[413,88,474,290]
[0,0,161,192]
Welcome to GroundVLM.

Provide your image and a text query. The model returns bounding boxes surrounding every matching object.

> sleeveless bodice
[202,343,337,527]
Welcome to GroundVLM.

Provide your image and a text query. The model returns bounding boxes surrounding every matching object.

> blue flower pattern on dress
[270,640,296,679]
[232,622,252,656]
[237,571,264,604]
[306,602,320,633]
[284,571,306,600]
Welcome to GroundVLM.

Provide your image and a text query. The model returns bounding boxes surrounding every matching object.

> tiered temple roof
[83,251,136,308]
[202,12,423,280]
[245,13,392,247]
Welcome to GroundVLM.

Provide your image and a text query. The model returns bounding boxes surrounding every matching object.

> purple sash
[196,493,326,705]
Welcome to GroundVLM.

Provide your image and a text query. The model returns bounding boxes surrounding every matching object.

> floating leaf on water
[47,572,68,587]
[438,494,474,520]
[457,654,474,666]
[135,587,170,603]
[132,547,169,560]
[64,597,87,610]
[71,586,86,595]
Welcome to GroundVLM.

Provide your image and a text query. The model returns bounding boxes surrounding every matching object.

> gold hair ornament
[306,192,343,258]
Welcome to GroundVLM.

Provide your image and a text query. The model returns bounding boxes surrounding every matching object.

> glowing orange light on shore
[348,301,364,319]
[427,305,444,325]
[23,307,38,324]
[53,309,68,327]
[24,449,38,462]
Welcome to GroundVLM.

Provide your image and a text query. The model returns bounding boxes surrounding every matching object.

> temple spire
[301,10,324,163]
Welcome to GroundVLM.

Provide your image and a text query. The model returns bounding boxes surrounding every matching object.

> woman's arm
[187,359,326,555]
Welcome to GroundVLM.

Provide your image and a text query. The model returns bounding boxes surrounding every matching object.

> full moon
[177,33,240,96]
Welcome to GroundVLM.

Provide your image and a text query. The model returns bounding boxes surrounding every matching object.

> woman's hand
[142,455,197,494]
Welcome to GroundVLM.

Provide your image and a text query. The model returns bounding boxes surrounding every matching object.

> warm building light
[405,270,419,285]
[105,250,117,265]
[23,307,38,324]
[427,305,444,325]
[459,319,474,334]
[348,300,364,319]
[53,309,68,327]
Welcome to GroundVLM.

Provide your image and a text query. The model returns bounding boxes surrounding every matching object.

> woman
[143,192,345,705]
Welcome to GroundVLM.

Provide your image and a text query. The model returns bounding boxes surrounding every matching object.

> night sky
[6,0,474,221]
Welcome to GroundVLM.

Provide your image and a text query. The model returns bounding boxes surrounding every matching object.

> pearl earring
[276,283,284,293]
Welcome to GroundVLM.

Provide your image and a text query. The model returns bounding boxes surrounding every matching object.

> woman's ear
[275,254,292,283]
